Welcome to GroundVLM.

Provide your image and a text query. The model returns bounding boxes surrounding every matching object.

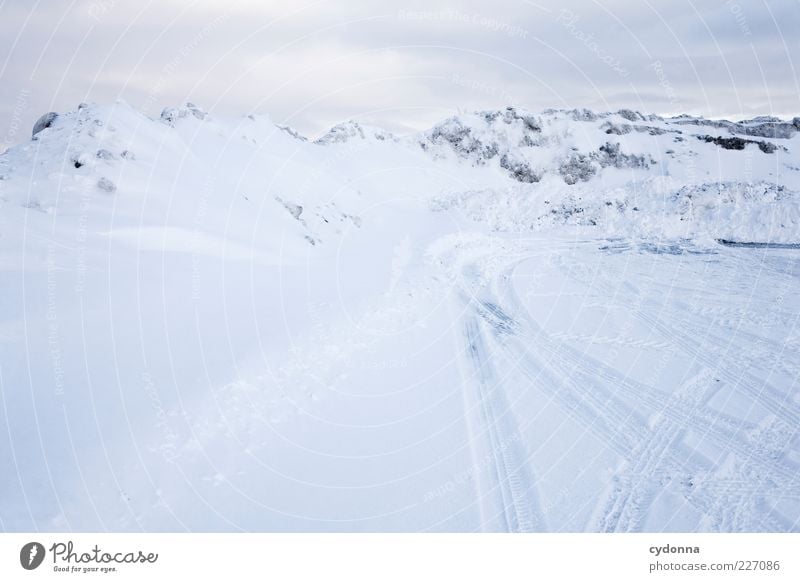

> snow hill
[1,101,798,532]
[3,101,800,251]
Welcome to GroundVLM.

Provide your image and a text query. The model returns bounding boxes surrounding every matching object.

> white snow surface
[0,101,798,531]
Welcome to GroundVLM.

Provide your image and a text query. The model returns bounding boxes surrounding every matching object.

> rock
[32,112,58,138]
[738,122,796,139]
[275,196,303,220]
[569,108,599,122]
[276,125,308,141]
[757,141,778,154]
[602,121,632,135]
[315,121,395,145]
[427,118,482,155]
[501,107,541,132]
[559,154,596,184]
[602,121,668,136]
[160,107,182,125]
[284,201,303,220]
[70,153,89,169]
[160,103,207,126]
[698,135,779,153]
[597,142,652,169]
[500,154,540,183]
[97,177,116,193]
[96,149,117,160]
[185,102,207,120]
[673,114,796,139]
[617,109,644,122]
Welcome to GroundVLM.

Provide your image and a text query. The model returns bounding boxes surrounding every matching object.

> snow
[0,102,798,532]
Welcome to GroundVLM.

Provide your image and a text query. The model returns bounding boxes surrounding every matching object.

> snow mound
[314,120,397,145]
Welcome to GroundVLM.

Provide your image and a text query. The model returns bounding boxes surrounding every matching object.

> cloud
[1,0,797,146]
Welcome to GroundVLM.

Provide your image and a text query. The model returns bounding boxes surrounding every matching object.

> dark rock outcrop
[32,112,58,138]
[698,135,778,153]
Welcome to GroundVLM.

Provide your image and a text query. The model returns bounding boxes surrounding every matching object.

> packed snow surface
[0,102,798,531]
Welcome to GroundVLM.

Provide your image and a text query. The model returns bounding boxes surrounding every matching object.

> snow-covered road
[4,219,797,532]
[448,236,800,532]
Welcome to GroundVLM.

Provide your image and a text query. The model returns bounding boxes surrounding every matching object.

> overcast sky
[1,0,798,146]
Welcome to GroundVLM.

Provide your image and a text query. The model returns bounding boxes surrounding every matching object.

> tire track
[555,255,800,428]
[477,294,798,485]
[447,241,797,531]
[461,313,545,532]
[475,254,797,531]
[595,371,715,532]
